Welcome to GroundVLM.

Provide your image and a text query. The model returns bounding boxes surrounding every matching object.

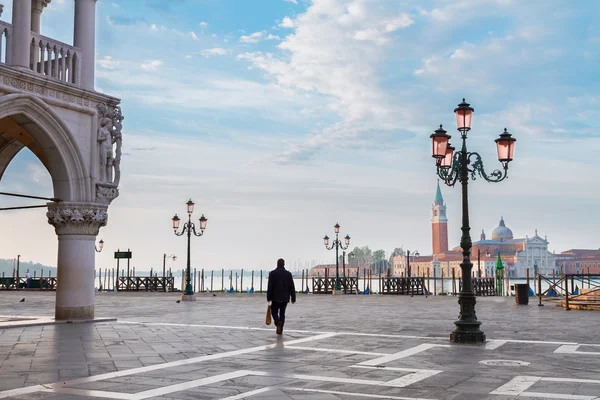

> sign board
[114,251,132,259]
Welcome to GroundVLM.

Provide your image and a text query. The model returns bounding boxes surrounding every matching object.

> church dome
[492,217,513,242]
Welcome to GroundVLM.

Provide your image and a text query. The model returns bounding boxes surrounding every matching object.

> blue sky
[1,0,599,272]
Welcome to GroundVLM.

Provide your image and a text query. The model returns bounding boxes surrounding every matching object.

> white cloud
[141,60,164,71]
[280,16,295,28]
[190,31,198,40]
[238,1,415,162]
[199,21,208,28]
[240,31,265,43]
[200,48,232,57]
[284,0,298,3]
[97,56,120,70]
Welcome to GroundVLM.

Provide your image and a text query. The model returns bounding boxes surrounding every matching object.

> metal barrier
[381,277,427,295]
[312,277,359,294]
[458,277,497,296]
[0,277,57,290]
[116,277,175,292]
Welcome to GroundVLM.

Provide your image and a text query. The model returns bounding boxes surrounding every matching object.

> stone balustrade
[30,32,82,85]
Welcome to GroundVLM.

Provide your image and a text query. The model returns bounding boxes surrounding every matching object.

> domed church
[473,217,556,278]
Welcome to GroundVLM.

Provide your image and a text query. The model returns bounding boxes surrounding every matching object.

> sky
[0,0,599,273]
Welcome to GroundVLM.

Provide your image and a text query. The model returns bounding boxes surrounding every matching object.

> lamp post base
[180,294,196,302]
[450,326,486,343]
[332,289,346,295]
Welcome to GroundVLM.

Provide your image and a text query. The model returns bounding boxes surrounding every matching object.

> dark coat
[267,266,296,303]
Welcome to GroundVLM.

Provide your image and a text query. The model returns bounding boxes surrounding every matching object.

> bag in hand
[265,305,272,325]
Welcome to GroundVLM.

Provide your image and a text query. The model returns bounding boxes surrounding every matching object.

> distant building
[472,220,556,278]
[556,249,600,274]
[392,183,556,278]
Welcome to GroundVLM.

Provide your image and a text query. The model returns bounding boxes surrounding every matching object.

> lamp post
[323,223,350,292]
[172,199,208,297]
[163,253,177,278]
[95,239,104,253]
[430,98,516,343]
[476,248,491,277]
[406,250,420,277]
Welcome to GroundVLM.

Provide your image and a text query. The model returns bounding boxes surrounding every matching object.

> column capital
[32,0,51,13]
[47,202,108,236]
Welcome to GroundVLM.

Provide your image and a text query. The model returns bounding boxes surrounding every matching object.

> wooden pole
[260,270,263,292]
[538,271,543,306]
[564,273,570,310]
[222,269,224,292]
[236,272,238,293]
[452,268,456,296]
[193,268,197,292]
[201,269,205,292]
[211,270,214,292]
[251,270,254,290]
[506,268,510,297]
[427,268,430,295]
[241,269,244,292]
[440,268,444,293]
[526,268,530,292]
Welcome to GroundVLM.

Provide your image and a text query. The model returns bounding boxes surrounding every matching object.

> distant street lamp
[430,98,516,344]
[323,223,350,292]
[95,239,104,253]
[172,199,207,296]
[476,248,491,278]
[163,253,177,278]
[406,250,420,277]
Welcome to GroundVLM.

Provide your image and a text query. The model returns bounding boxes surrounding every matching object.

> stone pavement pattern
[0,292,599,399]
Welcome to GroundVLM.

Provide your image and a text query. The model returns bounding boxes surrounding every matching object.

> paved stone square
[0,291,599,399]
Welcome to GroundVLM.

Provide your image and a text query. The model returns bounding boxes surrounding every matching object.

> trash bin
[515,284,529,305]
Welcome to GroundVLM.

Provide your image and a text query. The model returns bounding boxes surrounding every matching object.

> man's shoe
[276,322,282,335]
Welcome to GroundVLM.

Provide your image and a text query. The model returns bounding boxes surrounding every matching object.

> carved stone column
[31,0,51,33]
[47,202,107,320]
[11,0,32,68]
[74,0,97,89]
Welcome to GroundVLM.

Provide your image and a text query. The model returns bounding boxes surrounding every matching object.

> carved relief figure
[97,107,114,183]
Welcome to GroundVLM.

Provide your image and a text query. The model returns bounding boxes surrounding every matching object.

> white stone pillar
[47,203,107,320]
[73,0,97,89]
[31,0,50,33]
[11,0,32,68]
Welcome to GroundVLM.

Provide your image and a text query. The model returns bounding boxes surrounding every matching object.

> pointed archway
[0,93,113,319]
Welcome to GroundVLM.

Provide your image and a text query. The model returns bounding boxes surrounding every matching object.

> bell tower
[432,181,449,254]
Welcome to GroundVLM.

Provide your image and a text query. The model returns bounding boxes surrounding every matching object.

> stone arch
[0,93,90,202]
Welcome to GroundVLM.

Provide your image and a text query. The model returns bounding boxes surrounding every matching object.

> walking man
[267,258,296,335]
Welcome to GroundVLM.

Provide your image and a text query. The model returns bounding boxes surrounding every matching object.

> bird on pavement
[176,300,181,303]
[19,298,25,302]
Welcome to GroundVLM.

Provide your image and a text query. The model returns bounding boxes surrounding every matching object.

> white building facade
[0,0,122,319]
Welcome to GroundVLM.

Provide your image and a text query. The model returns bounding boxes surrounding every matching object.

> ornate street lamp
[95,239,104,253]
[431,98,516,343]
[406,250,420,276]
[476,248,491,278]
[172,199,208,296]
[163,253,177,278]
[323,223,350,292]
